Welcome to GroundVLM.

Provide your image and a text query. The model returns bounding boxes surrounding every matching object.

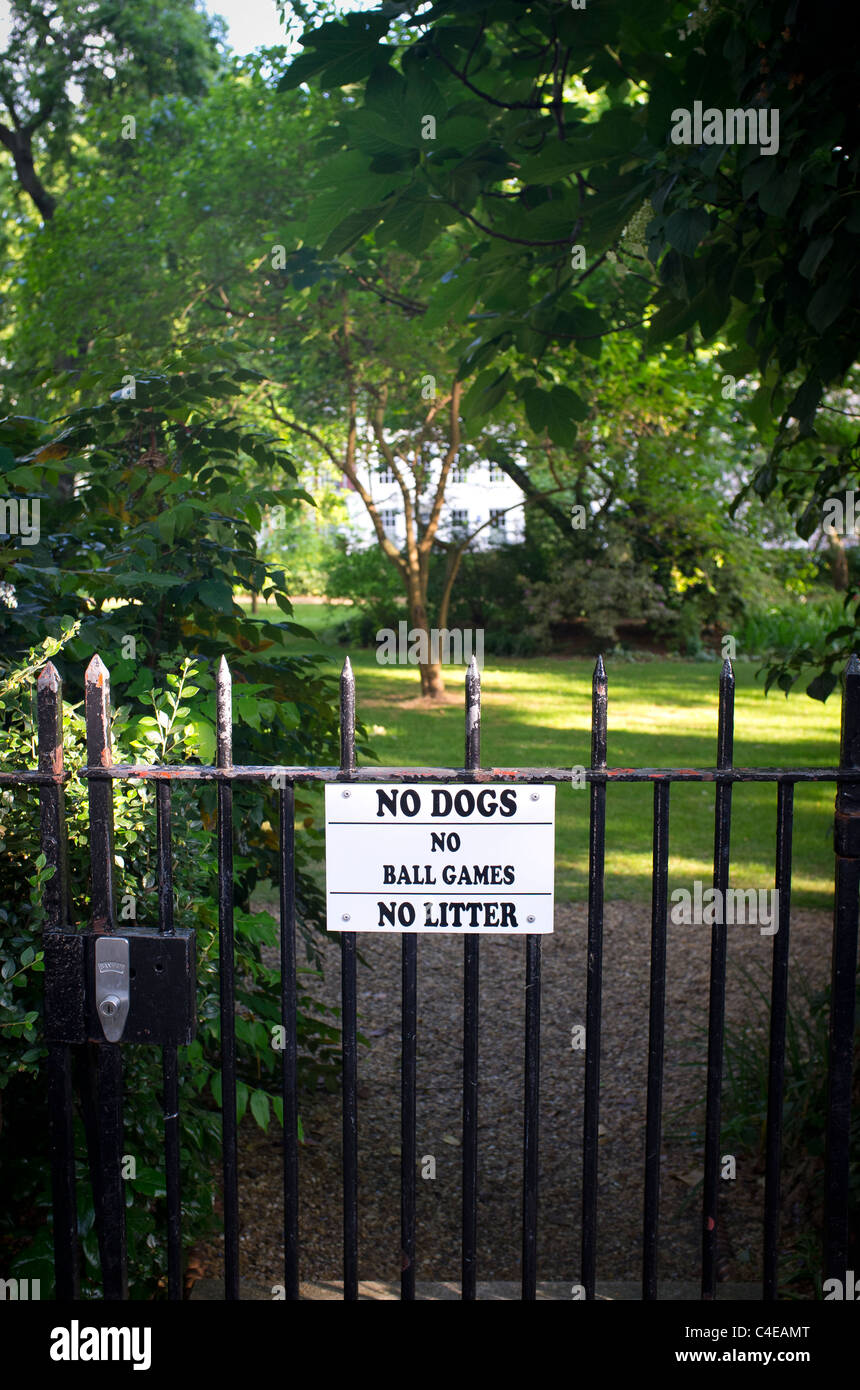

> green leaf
[132,1167,167,1197]
[664,208,710,258]
[374,193,456,254]
[321,204,386,258]
[646,294,700,347]
[807,277,846,333]
[524,385,583,446]
[806,671,838,703]
[757,169,802,218]
[462,368,512,420]
[278,14,391,91]
[798,234,833,281]
[698,285,731,340]
[250,1089,271,1132]
[196,579,235,614]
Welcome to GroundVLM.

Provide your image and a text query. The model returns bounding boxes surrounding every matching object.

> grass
[239,597,843,909]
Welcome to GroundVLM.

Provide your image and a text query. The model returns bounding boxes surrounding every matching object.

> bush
[0,631,346,1297]
[0,367,360,1295]
[522,549,672,650]
[324,538,405,644]
[734,593,848,662]
[698,961,859,1297]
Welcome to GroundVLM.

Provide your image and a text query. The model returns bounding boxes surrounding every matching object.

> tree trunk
[407,583,445,698]
[828,528,849,591]
[0,128,56,221]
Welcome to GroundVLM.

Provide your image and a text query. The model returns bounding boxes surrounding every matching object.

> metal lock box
[44,927,196,1046]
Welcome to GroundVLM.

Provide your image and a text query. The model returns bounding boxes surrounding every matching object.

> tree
[0,360,346,872]
[280,0,860,691]
[1,33,832,694]
[282,2,859,447]
[0,66,520,698]
[0,0,222,220]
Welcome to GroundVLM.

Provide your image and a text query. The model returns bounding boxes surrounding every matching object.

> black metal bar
[37,663,71,929]
[156,778,181,1299]
[462,656,481,1300]
[37,662,79,1301]
[825,654,860,1280]
[279,782,299,1300]
[85,656,116,935]
[582,654,607,1300]
[216,656,240,1300]
[643,779,670,1300]
[0,769,74,784]
[81,764,851,785]
[93,1043,127,1300]
[401,933,417,1300]
[156,781,175,936]
[162,1045,181,1301]
[522,932,541,1299]
[702,659,734,1299]
[340,658,359,1301]
[46,1045,79,1300]
[83,656,127,1300]
[763,781,794,1300]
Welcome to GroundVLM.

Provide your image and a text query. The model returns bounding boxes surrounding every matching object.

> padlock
[95,936,130,1042]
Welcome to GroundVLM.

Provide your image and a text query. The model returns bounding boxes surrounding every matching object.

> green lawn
[241,598,843,909]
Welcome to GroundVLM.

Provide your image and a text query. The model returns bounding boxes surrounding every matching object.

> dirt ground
[192,899,831,1295]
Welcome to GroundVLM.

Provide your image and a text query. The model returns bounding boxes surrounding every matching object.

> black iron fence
[1,653,858,1301]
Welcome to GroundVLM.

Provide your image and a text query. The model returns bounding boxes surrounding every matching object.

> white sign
[325,783,555,933]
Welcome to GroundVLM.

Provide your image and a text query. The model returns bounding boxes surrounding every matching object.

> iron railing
[1,653,858,1301]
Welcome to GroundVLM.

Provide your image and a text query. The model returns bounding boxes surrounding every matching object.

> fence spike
[216,656,232,768]
[716,659,735,771]
[37,660,61,694]
[85,654,115,932]
[340,657,356,774]
[465,656,481,773]
[591,655,608,770]
[85,651,110,688]
[37,660,69,928]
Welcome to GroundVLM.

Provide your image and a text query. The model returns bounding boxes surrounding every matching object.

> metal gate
[4,652,858,1300]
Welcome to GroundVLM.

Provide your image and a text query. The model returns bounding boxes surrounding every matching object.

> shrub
[0,631,348,1297]
[0,367,361,1295]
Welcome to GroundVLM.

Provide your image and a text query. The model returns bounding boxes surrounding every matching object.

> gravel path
[194,900,831,1292]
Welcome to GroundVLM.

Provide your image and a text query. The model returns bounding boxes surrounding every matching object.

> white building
[342,458,526,550]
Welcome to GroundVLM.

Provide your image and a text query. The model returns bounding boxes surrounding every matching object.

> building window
[378,466,396,484]
[380,508,399,534]
[451,464,469,483]
[488,463,504,483]
[490,509,506,536]
[451,509,469,532]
